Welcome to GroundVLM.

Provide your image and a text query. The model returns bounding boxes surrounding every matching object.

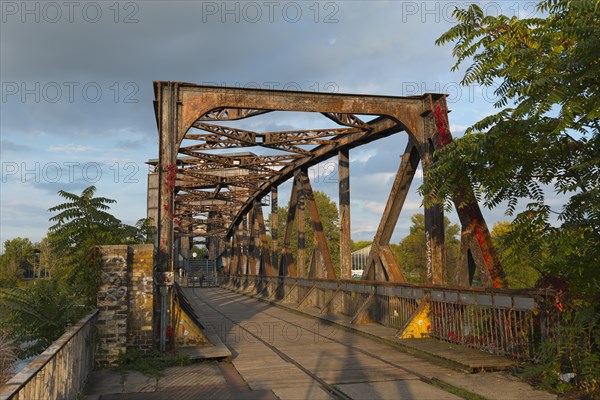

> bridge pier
[95,244,155,365]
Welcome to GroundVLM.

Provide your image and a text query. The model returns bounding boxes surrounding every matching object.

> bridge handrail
[225,274,556,360]
[229,274,552,301]
[0,309,99,400]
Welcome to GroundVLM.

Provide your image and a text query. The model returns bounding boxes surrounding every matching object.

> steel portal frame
[153,82,505,287]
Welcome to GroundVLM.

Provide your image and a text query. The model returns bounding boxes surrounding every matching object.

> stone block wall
[127,244,154,354]
[96,244,155,365]
[96,245,129,365]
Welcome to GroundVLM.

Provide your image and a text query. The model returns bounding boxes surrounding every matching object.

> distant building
[351,245,371,278]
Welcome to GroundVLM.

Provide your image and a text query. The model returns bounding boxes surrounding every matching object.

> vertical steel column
[233,225,242,274]
[256,204,273,276]
[297,180,306,277]
[338,148,351,280]
[423,144,446,285]
[280,175,300,277]
[223,237,232,275]
[241,216,249,275]
[271,187,278,273]
[248,207,256,274]
[156,82,179,352]
[251,203,261,275]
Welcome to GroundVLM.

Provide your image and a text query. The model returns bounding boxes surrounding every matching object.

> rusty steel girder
[154,82,506,289]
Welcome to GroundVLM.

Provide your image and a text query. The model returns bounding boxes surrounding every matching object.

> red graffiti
[474,225,501,287]
[164,163,177,193]
[434,103,452,147]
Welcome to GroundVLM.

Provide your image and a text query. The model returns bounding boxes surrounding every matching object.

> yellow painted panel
[173,300,210,347]
[399,301,431,339]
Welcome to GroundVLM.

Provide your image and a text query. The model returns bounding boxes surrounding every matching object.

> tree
[48,186,140,305]
[394,214,460,283]
[491,222,542,288]
[191,245,208,259]
[351,240,372,252]
[427,2,600,393]
[0,238,35,285]
[134,217,156,244]
[38,234,60,279]
[0,280,86,358]
[422,0,600,296]
[274,190,340,276]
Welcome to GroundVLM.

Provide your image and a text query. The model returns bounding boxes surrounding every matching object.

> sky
[0,0,544,249]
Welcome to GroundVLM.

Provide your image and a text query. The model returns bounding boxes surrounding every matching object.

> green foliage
[48,186,145,305]
[0,279,87,358]
[0,238,35,286]
[134,218,156,244]
[491,222,541,288]
[394,214,461,283]
[0,332,17,384]
[351,240,372,252]
[431,5,600,392]
[49,186,122,252]
[0,186,152,361]
[116,349,192,382]
[191,245,208,259]
[37,234,59,279]
[274,190,340,276]
[422,0,600,296]
[519,302,599,396]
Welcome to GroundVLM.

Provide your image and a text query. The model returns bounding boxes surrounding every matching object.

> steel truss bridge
[153,82,509,351]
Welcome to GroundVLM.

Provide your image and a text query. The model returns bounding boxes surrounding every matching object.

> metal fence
[180,259,218,287]
[0,309,98,400]
[223,274,553,361]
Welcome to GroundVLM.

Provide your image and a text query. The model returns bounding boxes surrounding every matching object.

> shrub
[0,279,88,358]
[520,301,599,396]
[0,332,17,384]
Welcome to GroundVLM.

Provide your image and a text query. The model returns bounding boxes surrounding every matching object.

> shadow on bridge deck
[84,287,556,400]
[175,287,556,400]
[84,362,278,400]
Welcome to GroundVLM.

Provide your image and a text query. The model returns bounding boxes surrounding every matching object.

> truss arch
[154,81,505,290]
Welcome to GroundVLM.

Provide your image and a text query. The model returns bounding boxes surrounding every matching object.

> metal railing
[223,274,553,360]
[179,259,218,287]
[0,309,98,400]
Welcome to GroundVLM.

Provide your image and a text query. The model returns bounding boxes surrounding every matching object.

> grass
[115,349,193,384]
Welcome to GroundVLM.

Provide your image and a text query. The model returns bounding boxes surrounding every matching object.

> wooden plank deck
[182,287,556,400]
[228,286,517,372]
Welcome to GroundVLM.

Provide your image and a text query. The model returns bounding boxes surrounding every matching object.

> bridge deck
[237,289,515,372]
[181,287,555,400]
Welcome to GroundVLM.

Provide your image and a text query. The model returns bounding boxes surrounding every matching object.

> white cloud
[450,123,470,134]
[363,201,385,215]
[48,144,98,154]
[350,149,376,164]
